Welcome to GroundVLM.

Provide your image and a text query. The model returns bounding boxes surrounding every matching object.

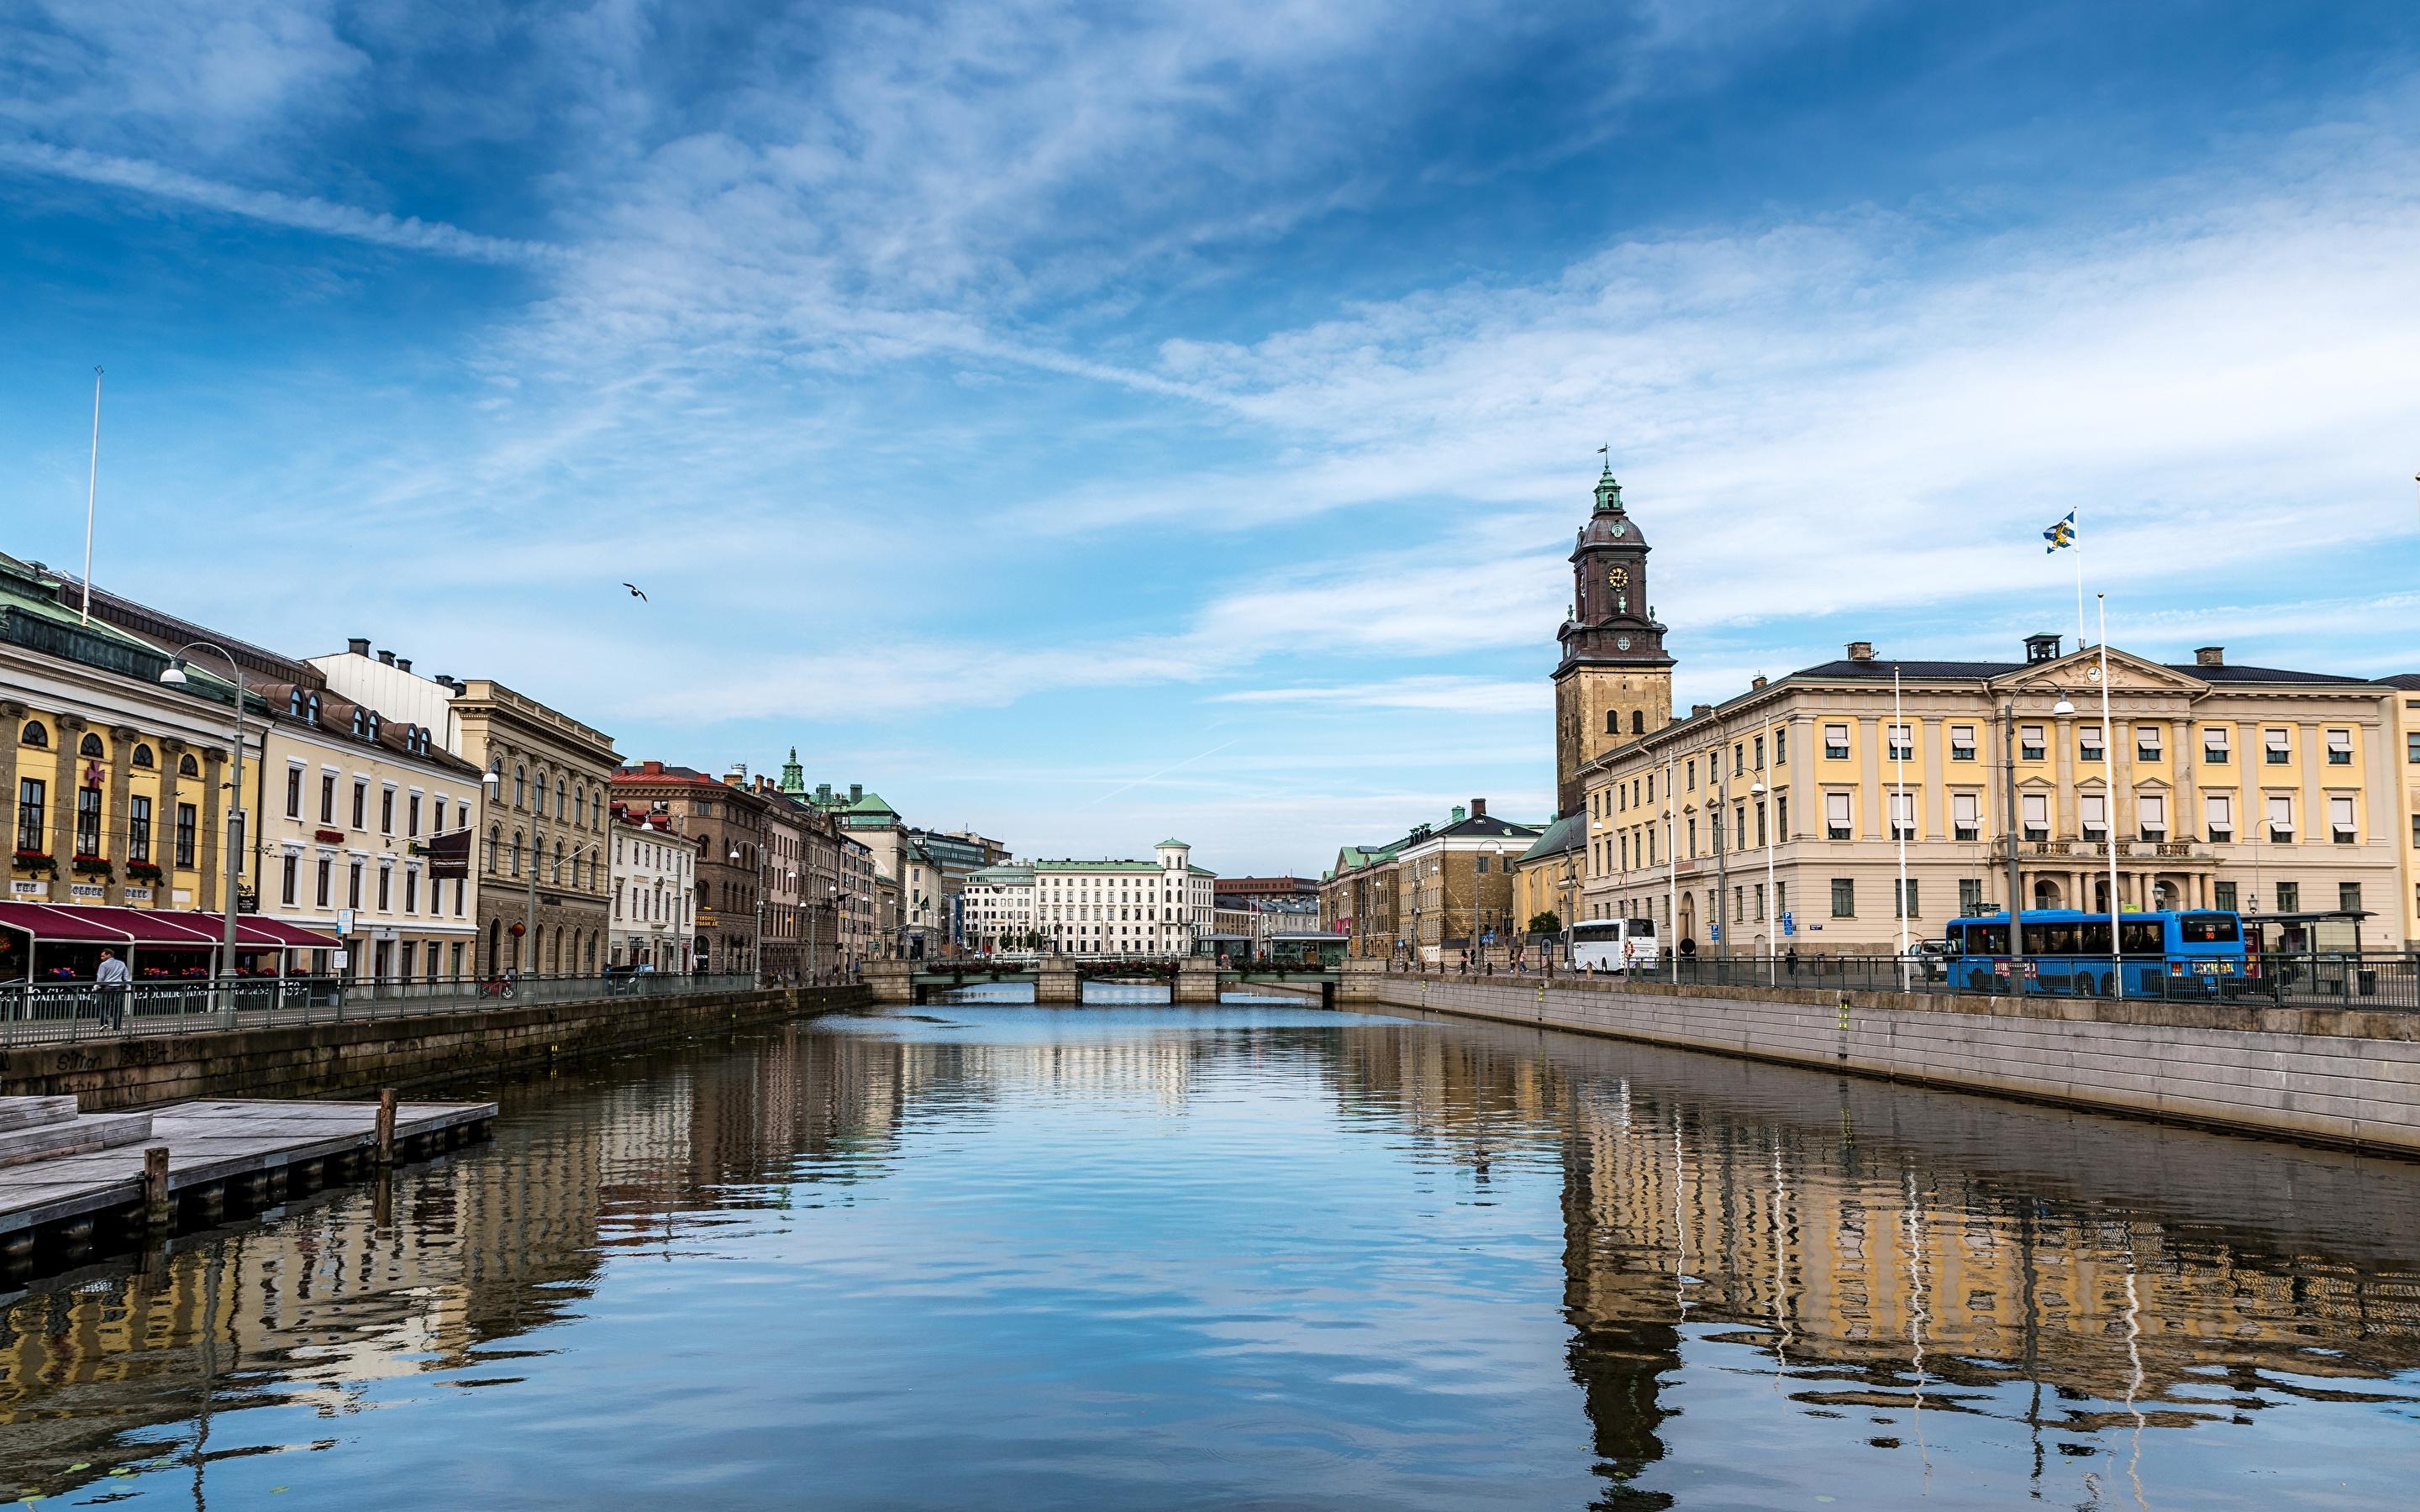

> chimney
[347,637,371,656]
[1451,805,1466,822]
[434,674,455,690]
[642,760,665,775]
[2194,645,2225,667]
[1470,797,1487,818]
[1691,702,1714,718]
[1750,675,1767,690]
[1846,641,1875,662]
[394,658,412,673]
[850,784,863,802]
[376,649,396,666]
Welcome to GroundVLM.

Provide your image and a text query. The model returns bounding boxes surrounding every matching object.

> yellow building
[2389,674,2420,948]
[1581,637,2407,954]
[1,554,253,944]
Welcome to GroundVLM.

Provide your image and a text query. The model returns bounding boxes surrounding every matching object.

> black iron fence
[0,971,765,1047]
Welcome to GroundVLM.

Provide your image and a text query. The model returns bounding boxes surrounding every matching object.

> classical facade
[965,863,1036,951]
[607,802,695,972]
[1580,638,2408,954]
[1553,467,1674,816]
[313,646,618,976]
[1017,840,1216,957]
[804,783,945,958]
[1320,801,1544,962]
[2390,675,2420,949]
[611,762,769,977]
[839,834,877,968]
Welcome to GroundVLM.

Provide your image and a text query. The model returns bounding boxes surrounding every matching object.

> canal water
[4,990,2417,1509]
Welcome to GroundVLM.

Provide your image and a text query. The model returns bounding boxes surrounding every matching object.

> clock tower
[1552,465,1674,815]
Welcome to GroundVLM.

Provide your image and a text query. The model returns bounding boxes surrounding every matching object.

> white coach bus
[1567,917,1660,972]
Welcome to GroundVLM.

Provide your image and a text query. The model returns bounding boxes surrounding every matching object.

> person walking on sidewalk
[94,947,132,1028]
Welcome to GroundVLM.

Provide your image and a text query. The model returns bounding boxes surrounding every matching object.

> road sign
[1781,911,1796,937]
[1709,923,1722,942]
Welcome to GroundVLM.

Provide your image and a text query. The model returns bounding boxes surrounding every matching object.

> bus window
[2119,920,2165,954]
[1958,923,2008,954]
[1625,917,1656,937]
[2178,913,2238,944]
[2078,921,2112,954]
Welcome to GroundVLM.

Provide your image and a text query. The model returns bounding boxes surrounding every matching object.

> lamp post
[1750,777,1776,985]
[732,848,765,986]
[159,644,247,1011]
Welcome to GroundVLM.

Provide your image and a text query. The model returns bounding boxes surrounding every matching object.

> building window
[380,787,396,834]
[537,770,550,815]
[2139,793,2166,840]
[131,743,154,769]
[318,772,334,823]
[408,794,422,837]
[348,860,364,910]
[14,778,43,853]
[18,721,47,749]
[2205,792,2233,841]
[1825,791,1851,841]
[2213,880,2237,912]
[176,803,197,867]
[316,856,332,907]
[2339,882,2362,914]
[2325,729,2352,766]
[1820,724,1848,760]
[404,869,418,913]
[2020,725,2045,762]
[1895,879,1918,919]
[1830,878,1855,918]
[2079,727,2104,763]
[2079,792,2107,842]
[2330,795,2356,843]
[1949,725,1975,761]
[285,766,303,818]
[178,753,198,778]
[1958,878,1984,914]
[515,766,527,807]
[376,865,392,911]
[128,795,151,862]
[1885,724,1912,761]
[2206,728,2232,764]
[78,732,103,759]
[351,779,367,829]
[2275,881,2299,912]
[75,787,101,856]
[1889,791,1915,839]
[2267,795,2294,842]
[1952,791,1980,842]
[2264,728,2291,764]
[2137,725,2163,763]
[281,853,298,906]
[2022,792,2049,842]
[1753,734,1765,769]
[1476,853,1491,874]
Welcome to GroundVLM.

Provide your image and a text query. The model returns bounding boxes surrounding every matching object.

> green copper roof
[1156,837,1186,848]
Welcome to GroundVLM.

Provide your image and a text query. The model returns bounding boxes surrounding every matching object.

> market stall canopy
[0,902,339,950]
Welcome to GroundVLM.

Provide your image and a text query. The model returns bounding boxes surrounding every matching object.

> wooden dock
[0,1096,496,1245]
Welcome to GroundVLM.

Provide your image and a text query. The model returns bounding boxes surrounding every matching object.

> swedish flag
[2042,510,2075,554]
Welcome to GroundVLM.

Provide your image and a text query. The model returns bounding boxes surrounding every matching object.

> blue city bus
[1942,910,2246,998]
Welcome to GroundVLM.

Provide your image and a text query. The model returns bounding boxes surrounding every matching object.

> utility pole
[2002,701,2025,986]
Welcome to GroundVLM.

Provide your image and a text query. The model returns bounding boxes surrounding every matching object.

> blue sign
[1781,911,1796,937]
[1708,923,1722,942]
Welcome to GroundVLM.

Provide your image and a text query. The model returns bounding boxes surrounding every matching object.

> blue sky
[4,1,2417,875]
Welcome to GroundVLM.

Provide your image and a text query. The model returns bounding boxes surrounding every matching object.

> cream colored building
[2389,674,2420,949]
[1581,638,2407,955]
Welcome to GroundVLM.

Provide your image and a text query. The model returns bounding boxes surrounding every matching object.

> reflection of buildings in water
[1338,1016,2420,1485]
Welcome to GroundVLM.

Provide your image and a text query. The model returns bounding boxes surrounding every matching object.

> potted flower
[127,860,166,883]
[71,855,113,879]
[13,849,56,876]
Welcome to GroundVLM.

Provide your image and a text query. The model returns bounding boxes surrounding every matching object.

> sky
[3,0,2417,877]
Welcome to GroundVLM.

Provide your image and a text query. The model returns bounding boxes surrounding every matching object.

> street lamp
[1750,779,1776,985]
[159,643,247,1009]
[731,848,765,986]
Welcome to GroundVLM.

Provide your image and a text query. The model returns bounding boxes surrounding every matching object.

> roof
[1789,657,2377,687]
[969,864,1035,885]
[1517,811,1586,864]
[0,901,339,950]
[1030,858,1202,874]
[2379,673,2420,690]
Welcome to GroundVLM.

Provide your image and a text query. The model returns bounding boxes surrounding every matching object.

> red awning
[0,902,339,950]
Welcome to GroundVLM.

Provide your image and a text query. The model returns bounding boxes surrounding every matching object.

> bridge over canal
[861,958,1339,1006]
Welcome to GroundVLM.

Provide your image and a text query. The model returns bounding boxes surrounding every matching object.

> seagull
[623,583,648,601]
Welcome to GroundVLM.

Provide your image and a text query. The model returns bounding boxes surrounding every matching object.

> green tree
[1527,911,1562,937]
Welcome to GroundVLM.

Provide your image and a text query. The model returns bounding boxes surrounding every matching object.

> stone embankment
[0,984,867,1111]
[1341,962,2420,1155]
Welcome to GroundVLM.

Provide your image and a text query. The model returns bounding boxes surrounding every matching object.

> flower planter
[71,857,113,879]
[12,850,56,876]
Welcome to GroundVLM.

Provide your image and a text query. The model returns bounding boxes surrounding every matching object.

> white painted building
[607,806,695,972]
[965,864,1036,952]
[984,839,1217,958]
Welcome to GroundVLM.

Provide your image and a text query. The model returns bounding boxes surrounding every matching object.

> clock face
[1616,635,1633,651]
[1608,567,1628,587]
[1611,521,1628,538]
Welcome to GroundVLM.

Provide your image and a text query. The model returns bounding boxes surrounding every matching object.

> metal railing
[1523,953,2420,1011]
[0,971,767,1047]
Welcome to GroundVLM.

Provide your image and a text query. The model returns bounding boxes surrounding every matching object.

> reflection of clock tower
[1552,465,1674,815]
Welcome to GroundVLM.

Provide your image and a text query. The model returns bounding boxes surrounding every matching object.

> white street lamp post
[159,644,246,1016]
[1750,777,1776,986]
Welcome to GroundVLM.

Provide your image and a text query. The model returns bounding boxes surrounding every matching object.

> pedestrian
[94,947,132,1028]
[1785,946,1800,984]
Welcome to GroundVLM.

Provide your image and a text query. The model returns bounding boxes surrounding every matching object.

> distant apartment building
[607,801,695,973]
[1321,801,1542,963]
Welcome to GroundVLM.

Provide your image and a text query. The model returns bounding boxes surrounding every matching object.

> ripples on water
[3,987,2417,1508]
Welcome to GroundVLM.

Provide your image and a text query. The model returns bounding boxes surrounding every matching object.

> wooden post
[142,1145,172,1232]
[374,1087,397,1167]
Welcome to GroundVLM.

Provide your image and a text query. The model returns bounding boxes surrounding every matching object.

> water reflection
[3,1005,2415,1509]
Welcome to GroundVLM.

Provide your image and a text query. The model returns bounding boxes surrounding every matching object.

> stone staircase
[0,1096,155,1169]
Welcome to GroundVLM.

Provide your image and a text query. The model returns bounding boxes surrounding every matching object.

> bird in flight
[623,583,648,601]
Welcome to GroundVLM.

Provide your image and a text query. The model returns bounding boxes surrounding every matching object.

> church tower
[1552,465,1675,815]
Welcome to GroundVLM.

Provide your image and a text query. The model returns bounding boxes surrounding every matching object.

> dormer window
[352,709,369,738]
[289,689,307,718]
[366,712,381,741]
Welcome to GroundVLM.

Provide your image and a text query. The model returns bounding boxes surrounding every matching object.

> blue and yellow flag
[2042,510,2075,554]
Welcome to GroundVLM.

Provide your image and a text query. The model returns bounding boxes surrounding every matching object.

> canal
[4,991,2417,1508]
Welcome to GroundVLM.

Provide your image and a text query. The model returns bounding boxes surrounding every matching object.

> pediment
[1990,646,2206,698]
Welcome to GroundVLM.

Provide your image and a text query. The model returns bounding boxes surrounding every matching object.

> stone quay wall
[0,984,868,1112]
[1340,963,2420,1156]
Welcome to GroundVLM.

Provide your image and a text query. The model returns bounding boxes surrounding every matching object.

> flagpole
[1894,665,1910,990]
[2100,593,2118,995]
[2073,509,2085,651]
[82,365,103,624]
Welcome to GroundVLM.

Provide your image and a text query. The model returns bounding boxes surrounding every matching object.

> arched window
[555,785,566,820]
[487,918,502,974]
[511,831,523,876]
[19,722,47,748]
[179,753,199,777]
[536,770,549,813]
[487,824,501,871]
[573,788,583,826]
[78,732,103,759]
[553,838,565,882]
[514,766,527,807]
[365,711,380,741]
[289,689,307,718]
[131,743,155,769]
[1632,709,1645,735]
